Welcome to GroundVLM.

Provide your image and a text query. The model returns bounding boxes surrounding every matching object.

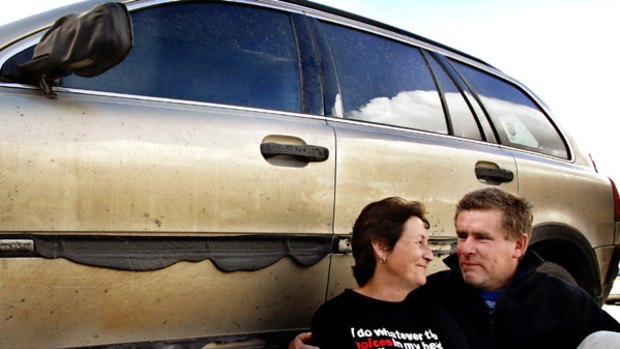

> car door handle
[475,167,514,183]
[260,142,329,162]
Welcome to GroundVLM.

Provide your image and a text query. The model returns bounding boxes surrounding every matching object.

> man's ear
[513,233,529,259]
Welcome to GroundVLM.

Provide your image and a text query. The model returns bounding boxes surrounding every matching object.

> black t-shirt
[311,289,470,349]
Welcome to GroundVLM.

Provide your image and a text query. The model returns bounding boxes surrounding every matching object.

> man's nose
[457,236,475,255]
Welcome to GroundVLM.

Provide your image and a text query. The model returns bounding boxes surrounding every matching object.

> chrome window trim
[325,113,500,149]
[326,114,577,165]
[0,33,41,64]
[3,77,569,164]
[0,82,330,123]
[502,144,591,170]
[0,27,47,52]
[127,0,306,15]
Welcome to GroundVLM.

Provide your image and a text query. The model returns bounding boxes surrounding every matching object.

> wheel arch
[529,224,601,301]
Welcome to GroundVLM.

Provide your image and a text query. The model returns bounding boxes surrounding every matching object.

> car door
[449,59,616,299]
[0,2,335,348]
[306,18,518,297]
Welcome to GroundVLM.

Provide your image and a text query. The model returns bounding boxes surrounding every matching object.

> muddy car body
[1,1,619,348]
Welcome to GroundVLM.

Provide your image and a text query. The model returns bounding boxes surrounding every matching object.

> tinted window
[319,21,446,133]
[451,60,567,158]
[427,56,483,141]
[61,3,301,112]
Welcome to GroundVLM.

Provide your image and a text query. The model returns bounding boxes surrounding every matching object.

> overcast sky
[2,0,619,183]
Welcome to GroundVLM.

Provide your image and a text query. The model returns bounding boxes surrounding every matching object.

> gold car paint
[0,257,327,349]
[0,88,335,233]
[517,154,614,248]
[0,87,336,347]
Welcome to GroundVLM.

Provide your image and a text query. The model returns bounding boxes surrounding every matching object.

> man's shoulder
[527,269,594,300]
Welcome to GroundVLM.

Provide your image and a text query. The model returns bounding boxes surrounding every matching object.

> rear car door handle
[475,167,514,183]
[260,142,329,162]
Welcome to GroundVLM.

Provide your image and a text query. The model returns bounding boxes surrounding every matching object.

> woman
[301,197,469,349]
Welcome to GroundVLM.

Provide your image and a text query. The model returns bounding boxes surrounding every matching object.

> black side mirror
[12,2,133,95]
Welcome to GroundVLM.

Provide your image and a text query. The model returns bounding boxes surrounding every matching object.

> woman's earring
[381,256,386,264]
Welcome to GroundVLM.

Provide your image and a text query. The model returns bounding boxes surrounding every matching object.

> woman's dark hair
[351,197,429,286]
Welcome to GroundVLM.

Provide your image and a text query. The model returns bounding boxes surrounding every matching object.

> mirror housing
[13,2,133,94]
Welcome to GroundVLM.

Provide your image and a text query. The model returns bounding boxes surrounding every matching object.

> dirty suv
[1,1,619,348]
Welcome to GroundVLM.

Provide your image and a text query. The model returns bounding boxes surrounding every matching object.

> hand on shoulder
[289,332,319,349]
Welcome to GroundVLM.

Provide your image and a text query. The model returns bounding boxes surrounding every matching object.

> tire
[536,261,578,286]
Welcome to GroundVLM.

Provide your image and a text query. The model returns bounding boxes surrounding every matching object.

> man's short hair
[455,187,533,240]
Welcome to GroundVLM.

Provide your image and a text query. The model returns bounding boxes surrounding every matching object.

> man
[421,187,620,348]
[290,187,620,349]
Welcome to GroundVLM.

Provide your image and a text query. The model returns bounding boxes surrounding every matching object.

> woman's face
[380,216,434,290]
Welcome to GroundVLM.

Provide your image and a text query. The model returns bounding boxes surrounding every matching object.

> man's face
[455,208,528,291]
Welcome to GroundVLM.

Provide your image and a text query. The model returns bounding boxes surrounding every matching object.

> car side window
[427,55,483,141]
[450,59,568,158]
[60,2,302,113]
[319,21,447,134]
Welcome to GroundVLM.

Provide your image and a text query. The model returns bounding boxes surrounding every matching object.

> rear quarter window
[450,59,568,158]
